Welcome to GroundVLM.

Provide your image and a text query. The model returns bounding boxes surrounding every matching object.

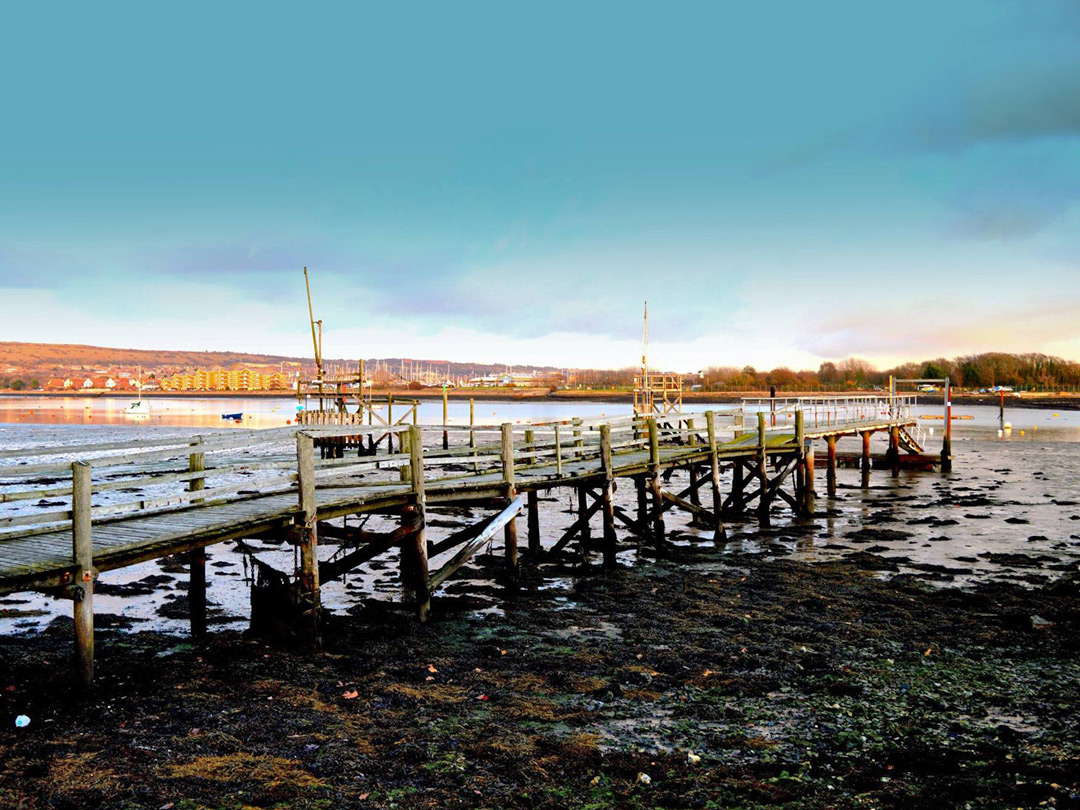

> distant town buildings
[466,372,545,388]
[44,376,142,391]
[159,368,288,392]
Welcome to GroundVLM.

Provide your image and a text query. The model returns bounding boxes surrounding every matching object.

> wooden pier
[0,394,940,687]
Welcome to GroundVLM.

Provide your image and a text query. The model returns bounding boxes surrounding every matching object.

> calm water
[1,397,1078,636]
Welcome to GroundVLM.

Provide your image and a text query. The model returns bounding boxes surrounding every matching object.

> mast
[303,267,323,382]
[640,301,651,414]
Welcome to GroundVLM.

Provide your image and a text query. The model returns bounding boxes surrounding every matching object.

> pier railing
[0,425,416,538]
[0,395,921,540]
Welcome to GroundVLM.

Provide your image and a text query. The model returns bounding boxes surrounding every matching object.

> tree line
[565,353,1080,391]
[706,353,1080,390]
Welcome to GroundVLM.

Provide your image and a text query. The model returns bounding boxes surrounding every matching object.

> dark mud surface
[3,554,1079,810]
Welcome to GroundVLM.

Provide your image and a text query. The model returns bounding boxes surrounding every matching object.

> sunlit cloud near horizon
[1,2,1079,372]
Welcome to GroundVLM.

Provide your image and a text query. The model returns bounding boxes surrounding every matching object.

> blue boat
[221,412,243,421]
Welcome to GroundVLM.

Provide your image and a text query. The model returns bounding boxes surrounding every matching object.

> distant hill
[0,342,562,379]
[0,342,306,372]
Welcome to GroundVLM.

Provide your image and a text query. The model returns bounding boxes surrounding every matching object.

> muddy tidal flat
[1,556,1078,809]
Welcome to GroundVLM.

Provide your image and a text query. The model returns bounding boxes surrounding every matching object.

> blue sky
[2,1,1079,371]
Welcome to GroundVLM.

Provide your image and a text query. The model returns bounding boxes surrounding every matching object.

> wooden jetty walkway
[0,394,942,687]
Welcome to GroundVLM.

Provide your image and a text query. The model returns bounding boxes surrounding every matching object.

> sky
[2,1,1079,372]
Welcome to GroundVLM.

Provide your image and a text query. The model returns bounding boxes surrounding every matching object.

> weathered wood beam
[427,495,526,591]
[548,498,604,556]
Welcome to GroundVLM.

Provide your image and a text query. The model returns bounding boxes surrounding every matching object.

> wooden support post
[469,398,477,472]
[399,428,411,483]
[524,429,540,557]
[577,486,591,541]
[442,386,449,450]
[187,438,207,637]
[72,461,94,691]
[636,475,648,525]
[888,425,900,478]
[794,410,805,491]
[527,489,540,557]
[942,378,953,473]
[861,431,872,488]
[826,435,837,497]
[804,446,816,515]
[387,395,394,451]
[573,417,583,459]
[189,438,205,500]
[647,416,665,542]
[295,431,320,647]
[730,460,746,512]
[705,412,725,538]
[524,429,535,466]
[554,424,563,477]
[757,412,770,517]
[599,423,617,568]
[403,424,430,620]
[501,423,518,575]
[686,418,702,523]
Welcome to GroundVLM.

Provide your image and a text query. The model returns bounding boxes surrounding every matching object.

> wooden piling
[889,425,900,478]
[794,411,814,516]
[636,475,648,525]
[501,423,518,575]
[295,431,320,647]
[826,435,837,497]
[599,423,617,568]
[72,461,94,690]
[942,379,953,473]
[469,398,477,472]
[705,411,725,538]
[403,424,430,620]
[647,417,665,541]
[188,438,207,637]
[861,431,872,487]
[730,461,746,511]
[399,429,411,483]
[687,418,701,514]
[757,412,770,517]
[442,386,449,450]
[524,430,540,557]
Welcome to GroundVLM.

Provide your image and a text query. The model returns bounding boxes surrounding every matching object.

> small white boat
[126,367,151,417]
[126,399,151,416]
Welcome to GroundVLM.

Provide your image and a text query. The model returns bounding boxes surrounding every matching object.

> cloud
[802,299,1080,362]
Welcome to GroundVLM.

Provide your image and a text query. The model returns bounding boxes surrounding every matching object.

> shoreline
[3,388,1080,410]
